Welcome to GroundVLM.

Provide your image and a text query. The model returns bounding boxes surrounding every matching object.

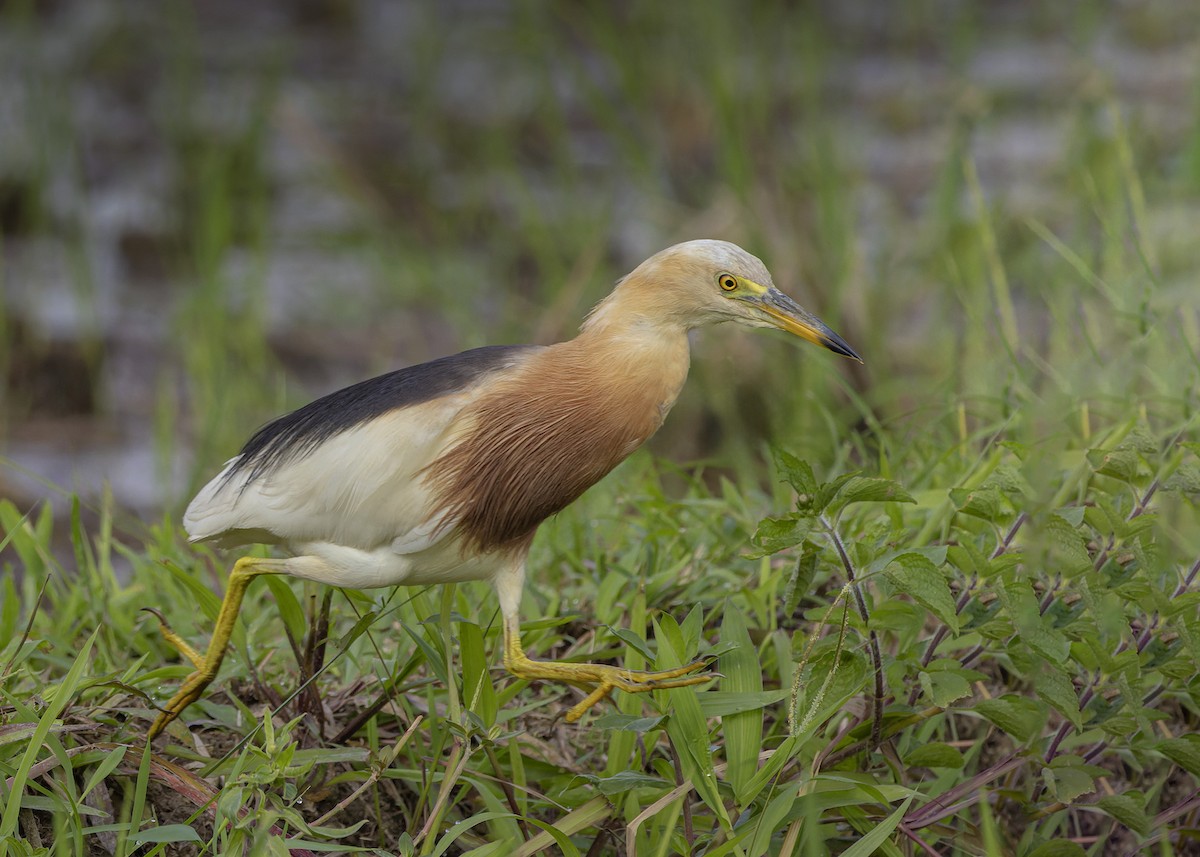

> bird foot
[141,608,217,739]
[141,607,205,670]
[147,669,218,739]
[505,652,715,722]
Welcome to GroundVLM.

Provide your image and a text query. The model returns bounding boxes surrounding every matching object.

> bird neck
[580,269,698,340]
[572,302,691,378]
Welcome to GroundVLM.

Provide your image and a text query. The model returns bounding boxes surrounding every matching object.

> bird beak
[756,288,863,362]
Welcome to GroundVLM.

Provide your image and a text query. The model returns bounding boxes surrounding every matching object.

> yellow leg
[146,556,284,739]
[502,619,713,722]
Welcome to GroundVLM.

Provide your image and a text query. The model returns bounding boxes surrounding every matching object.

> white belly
[283,534,504,590]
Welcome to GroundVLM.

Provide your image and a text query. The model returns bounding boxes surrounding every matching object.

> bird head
[594,239,862,362]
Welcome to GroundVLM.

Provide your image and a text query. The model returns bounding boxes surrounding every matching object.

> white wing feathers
[183,395,473,554]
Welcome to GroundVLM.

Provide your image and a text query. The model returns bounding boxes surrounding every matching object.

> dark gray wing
[226,344,538,485]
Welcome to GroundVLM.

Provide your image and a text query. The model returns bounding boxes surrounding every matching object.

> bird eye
[718,274,738,292]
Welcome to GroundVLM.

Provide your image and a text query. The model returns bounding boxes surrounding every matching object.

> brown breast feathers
[423,333,688,554]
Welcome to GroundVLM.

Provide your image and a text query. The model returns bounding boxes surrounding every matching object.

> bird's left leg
[494,559,712,722]
[146,555,289,739]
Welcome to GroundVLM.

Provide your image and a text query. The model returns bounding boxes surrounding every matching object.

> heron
[145,239,860,738]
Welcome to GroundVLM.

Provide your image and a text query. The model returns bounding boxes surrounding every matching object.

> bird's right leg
[494,560,713,722]
[145,555,288,739]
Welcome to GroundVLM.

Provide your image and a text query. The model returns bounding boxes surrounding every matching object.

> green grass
[3,3,1200,855]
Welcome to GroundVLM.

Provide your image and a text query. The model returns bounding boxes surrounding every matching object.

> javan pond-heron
[146,239,860,738]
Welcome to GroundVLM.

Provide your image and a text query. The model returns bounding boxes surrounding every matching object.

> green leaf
[720,604,763,802]
[1027,840,1087,857]
[973,695,1046,742]
[1156,736,1200,777]
[582,770,671,795]
[1164,460,1200,494]
[1096,794,1149,835]
[825,476,915,516]
[0,575,17,645]
[459,621,497,727]
[1041,756,1099,803]
[129,824,203,844]
[903,743,964,769]
[918,666,973,708]
[883,553,959,631]
[1056,505,1086,527]
[1,629,99,839]
[772,448,817,497]
[430,811,526,857]
[608,627,656,661]
[697,690,788,717]
[1041,514,1093,576]
[793,649,870,737]
[781,550,818,616]
[950,485,1008,522]
[1098,713,1137,738]
[748,515,812,557]
[748,789,797,857]
[1087,447,1140,482]
[838,796,914,857]
[814,472,856,516]
[263,576,307,645]
[656,616,731,830]
[592,713,666,732]
[1035,667,1082,728]
[999,579,1070,664]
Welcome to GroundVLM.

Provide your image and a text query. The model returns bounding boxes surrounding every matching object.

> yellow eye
[718,274,738,292]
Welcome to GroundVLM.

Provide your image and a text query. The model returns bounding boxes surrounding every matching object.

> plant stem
[820,514,884,748]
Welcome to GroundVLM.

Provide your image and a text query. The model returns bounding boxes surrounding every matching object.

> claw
[142,607,205,670]
[140,606,168,623]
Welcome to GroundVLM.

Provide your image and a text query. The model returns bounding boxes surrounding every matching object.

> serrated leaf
[883,553,959,631]
[949,485,1009,522]
[1041,514,1093,576]
[1096,794,1149,835]
[1156,736,1200,777]
[1027,840,1087,857]
[1035,666,1082,728]
[773,448,817,497]
[999,579,1070,664]
[826,476,916,515]
[918,668,972,708]
[794,649,870,737]
[782,550,818,616]
[973,695,1046,742]
[1041,756,1098,803]
[814,472,856,516]
[1124,425,1158,455]
[1164,460,1200,494]
[903,743,964,769]
[1087,447,1140,482]
[1098,712,1137,737]
[748,515,812,557]
[868,545,949,575]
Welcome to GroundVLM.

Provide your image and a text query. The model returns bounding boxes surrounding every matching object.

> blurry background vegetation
[2,0,1194,526]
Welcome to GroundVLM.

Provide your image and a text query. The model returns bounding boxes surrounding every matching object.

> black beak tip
[823,333,863,364]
